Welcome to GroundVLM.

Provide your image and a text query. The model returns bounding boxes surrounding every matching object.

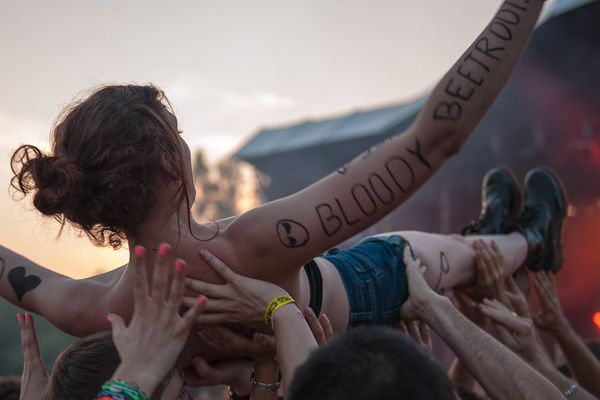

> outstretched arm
[0,244,124,337]
[534,272,600,398]
[225,0,546,278]
[401,249,563,400]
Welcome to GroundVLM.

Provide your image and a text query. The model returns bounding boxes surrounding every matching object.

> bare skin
[0,0,544,373]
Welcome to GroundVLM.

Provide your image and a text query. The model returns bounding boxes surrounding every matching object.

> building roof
[235,96,425,160]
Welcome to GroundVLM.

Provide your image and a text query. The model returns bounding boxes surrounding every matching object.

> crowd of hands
[11,240,600,400]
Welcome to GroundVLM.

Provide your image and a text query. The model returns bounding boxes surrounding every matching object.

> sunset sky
[0,0,554,278]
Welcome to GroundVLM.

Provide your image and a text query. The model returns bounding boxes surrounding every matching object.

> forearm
[0,244,68,311]
[448,357,477,393]
[415,0,544,152]
[0,245,109,336]
[423,297,563,400]
[272,304,318,389]
[554,325,600,397]
[533,359,598,400]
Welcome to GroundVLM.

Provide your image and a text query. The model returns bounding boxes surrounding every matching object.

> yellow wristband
[264,295,296,327]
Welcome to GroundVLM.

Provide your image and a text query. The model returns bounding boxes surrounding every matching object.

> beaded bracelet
[95,379,149,400]
[264,295,295,327]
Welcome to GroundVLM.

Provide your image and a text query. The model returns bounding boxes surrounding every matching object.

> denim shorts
[322,235,411,327]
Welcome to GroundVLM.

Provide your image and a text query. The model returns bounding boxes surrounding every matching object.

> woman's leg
[376,231,528,294]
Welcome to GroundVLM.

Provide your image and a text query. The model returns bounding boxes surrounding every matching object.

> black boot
[462,167,522,235]
[514,167,567,272]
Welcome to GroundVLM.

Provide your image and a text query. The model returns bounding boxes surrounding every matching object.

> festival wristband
[95,379,149,400]
[264,295,296,327]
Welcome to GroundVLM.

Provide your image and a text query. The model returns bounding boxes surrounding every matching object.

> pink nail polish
[197,296,206,306]
[106,315,112,324]
[159,244,170,256]
[175,260,186,272]
[17,313,22,321]
[25,313,30,321]
[134,246,145,257]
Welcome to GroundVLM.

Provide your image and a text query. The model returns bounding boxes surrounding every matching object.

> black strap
[304,259,323,316]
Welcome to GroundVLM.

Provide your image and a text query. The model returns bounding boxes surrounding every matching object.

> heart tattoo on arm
[8,267,41,302]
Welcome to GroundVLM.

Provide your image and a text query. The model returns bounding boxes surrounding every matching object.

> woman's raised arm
[224,0,545,277]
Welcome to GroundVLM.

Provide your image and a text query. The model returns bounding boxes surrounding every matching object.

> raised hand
[303,308,334,346]
[108,244,206,397]
[183,250,288,325]
[471,240,508,303]
[17,313,48,400]
[400,246,443,321]
[533,271,569,334]
[478,298,549,366]
[397,320,433,356]
[185,357,253,390]
[504,272,532,318]
[453,290,487,327]
[197,325,276,362]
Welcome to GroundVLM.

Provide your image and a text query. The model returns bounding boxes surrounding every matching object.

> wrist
[551,319,572,338]
[271,302,301,324]
[417,295,453,325]
[267,297,298,327]
[253,359,279,384]
[229,373,252,396]
[112,365,162,397]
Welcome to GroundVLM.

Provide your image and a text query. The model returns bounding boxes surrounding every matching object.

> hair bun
[29,154,86,216]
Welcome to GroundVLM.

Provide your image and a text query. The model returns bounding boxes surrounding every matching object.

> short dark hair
[456,387,485,400]
[47,331,120,400]
[287,326,454,400]
[0,376,20,400]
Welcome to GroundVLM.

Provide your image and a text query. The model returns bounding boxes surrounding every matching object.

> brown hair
[10,84,194,249]
[0,376,20,400]
[46,331,120,400]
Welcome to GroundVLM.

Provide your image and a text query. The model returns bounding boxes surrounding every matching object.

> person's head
[287,326,454,400]
[47,331,120,399]
[0,376,20,400]
[47,330,187,400]
[10,84,196,249]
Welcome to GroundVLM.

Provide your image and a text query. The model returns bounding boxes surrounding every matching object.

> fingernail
[198,295,206,306]
[134,245,146,257]
[17,313,22,321]
[159,244,170,256]
[175,260,186,272]
[106,314,112,324]
[25,313,30,321]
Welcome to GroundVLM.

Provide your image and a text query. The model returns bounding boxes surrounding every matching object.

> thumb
[192,357,211,376]
[107,314,126,336]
